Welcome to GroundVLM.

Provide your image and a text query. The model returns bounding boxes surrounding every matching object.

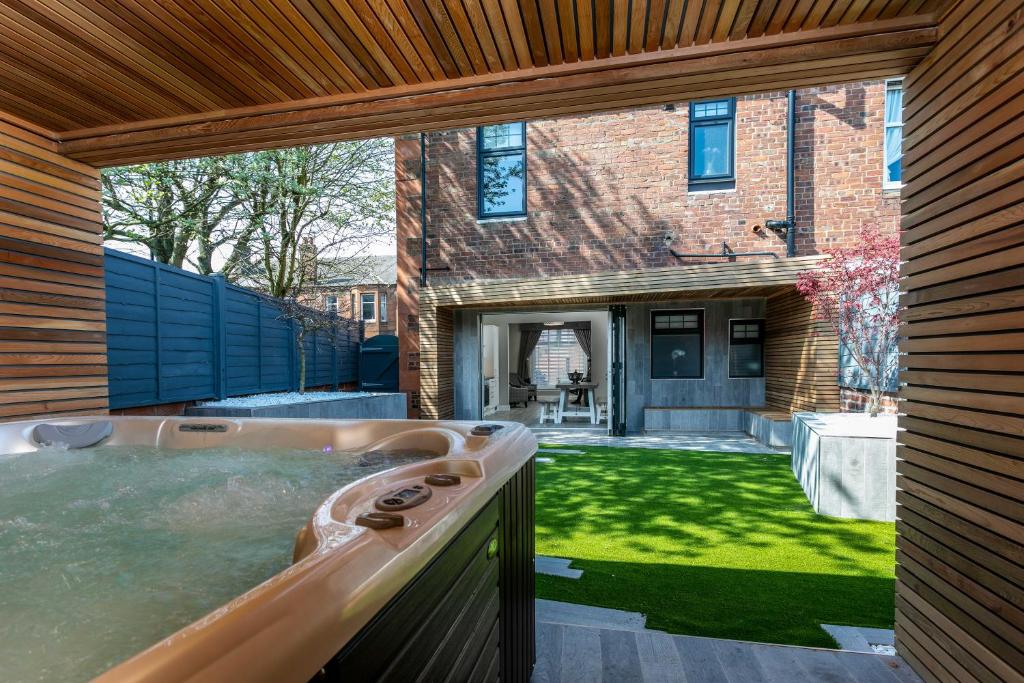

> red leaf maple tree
[797,228,901,416]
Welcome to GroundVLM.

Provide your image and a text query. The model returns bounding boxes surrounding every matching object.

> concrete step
[536,599,647,632]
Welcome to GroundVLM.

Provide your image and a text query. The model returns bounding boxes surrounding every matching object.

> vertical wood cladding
[0,120,106,421]
[764,288,840,413]
[896,1,1024,681]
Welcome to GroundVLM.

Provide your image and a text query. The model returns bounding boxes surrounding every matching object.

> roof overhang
[0,2,946,167]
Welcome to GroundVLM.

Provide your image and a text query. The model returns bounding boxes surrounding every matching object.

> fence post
[331,320,338,391]
[152,261,162,403]
[212,274,227,399]
[289,318,298,391]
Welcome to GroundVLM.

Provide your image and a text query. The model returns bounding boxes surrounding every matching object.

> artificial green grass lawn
[534,445,896,648]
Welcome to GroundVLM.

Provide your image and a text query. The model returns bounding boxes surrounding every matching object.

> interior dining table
[554,382,600,424]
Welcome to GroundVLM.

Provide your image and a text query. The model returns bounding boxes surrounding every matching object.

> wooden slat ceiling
[0,1,950,165]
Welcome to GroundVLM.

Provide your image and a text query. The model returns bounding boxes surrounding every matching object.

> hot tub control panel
[375,484,432,511]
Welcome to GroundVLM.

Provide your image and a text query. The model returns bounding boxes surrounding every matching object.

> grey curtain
[517,329,543,378]
[573,325,592,376]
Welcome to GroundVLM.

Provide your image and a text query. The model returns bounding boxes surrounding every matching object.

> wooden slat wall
[764,288,840,412]
[896,0,1024,681]
[0,120,106,421]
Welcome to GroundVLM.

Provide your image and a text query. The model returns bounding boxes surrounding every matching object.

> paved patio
[533,621,922,683]
[531,428,782,454]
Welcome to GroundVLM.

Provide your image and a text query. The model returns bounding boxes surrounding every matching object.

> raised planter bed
[791,412,897,522]
[185,391,406,419]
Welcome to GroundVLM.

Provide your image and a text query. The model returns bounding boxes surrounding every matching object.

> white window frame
[325,294,338,313]
[883,78,904,191]
[360,292,377,322]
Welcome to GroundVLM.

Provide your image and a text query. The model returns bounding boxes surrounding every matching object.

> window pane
[693,123,731,178]
[481,154,525,215]
[326,295,338,313]
[652,335,701,378]
[380,295,387,322]
[884,84,903,185]
[481,123,525,150]
[885,86,903,125]
[693,100,729,119]
[361,293,375,320]
[729,344,763,377]
[530,329,588,388]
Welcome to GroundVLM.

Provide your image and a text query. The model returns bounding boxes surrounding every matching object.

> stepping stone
[536,457,555,464]
[535,555,583,579]
[536,599,647,631]
[537,448,585,454]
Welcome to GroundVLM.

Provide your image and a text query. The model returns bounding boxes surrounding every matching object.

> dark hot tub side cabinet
[320,458,536,682]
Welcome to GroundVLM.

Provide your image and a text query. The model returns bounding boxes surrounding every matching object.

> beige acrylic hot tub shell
[0,416,536,683]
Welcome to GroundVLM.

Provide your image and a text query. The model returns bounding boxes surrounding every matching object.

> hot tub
[0,417,537,683]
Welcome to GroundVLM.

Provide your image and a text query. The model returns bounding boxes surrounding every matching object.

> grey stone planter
[185,393,406,419]
[791,412,897,522]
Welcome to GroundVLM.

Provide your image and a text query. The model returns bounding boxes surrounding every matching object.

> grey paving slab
[559,624,603,683]
[531,430,783,454]
[821,624,874,653]
[537,599,647,631]
[674,636,730,683]
[532,621,925,683]
[635,631,686,683]
[600,628,644,682]
[536,556,583,579]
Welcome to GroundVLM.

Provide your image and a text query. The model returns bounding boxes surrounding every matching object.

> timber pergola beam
[56,16,936,166]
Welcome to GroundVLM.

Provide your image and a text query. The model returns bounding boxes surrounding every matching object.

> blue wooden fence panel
[105,248,362,409]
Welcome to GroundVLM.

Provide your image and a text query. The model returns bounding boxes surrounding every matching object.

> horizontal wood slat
[0,121,106,422]
[764,287,840,413]
[0,3,943,147]
[896,1,1024,681]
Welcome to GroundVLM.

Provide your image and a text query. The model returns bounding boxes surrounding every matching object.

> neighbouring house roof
[317,255,397,288]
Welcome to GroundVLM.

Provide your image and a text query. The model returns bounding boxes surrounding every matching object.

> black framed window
[689,98,735,185]
[729,319,764,378]
[651,311,704,379]
[477,122,526,218]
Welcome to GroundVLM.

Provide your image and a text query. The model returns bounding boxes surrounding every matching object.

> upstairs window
[689,99,735,186]
[729,319,765,378]
[325,295,338,314]
[361,292,376,321]
[478,122,526,218]
[884,80,903,189]
[651,311,704,379]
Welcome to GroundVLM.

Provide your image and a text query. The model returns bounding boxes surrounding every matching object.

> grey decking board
[794,648,862,683]
[533,621,564,683]
[749,642,815,681]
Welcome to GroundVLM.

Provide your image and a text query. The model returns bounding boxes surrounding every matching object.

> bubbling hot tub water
[0,444,435,683]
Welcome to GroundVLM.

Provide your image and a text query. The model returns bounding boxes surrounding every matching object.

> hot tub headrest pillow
[33,421,113,449]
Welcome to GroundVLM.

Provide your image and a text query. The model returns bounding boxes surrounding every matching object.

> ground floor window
[325,295,337,313]
[530,328,588,388]
[380,294,387,322]
[729,319,764,378]
[651,310,703,379]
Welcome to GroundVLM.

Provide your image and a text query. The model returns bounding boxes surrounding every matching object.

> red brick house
[396,80,902,435]
[314,255,397,339]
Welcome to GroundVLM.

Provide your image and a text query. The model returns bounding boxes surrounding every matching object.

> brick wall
[396,80,902,418]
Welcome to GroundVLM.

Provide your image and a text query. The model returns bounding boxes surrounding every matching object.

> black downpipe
[786,88,796,257]
[419,133,428,287]
[765,89,797,257]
